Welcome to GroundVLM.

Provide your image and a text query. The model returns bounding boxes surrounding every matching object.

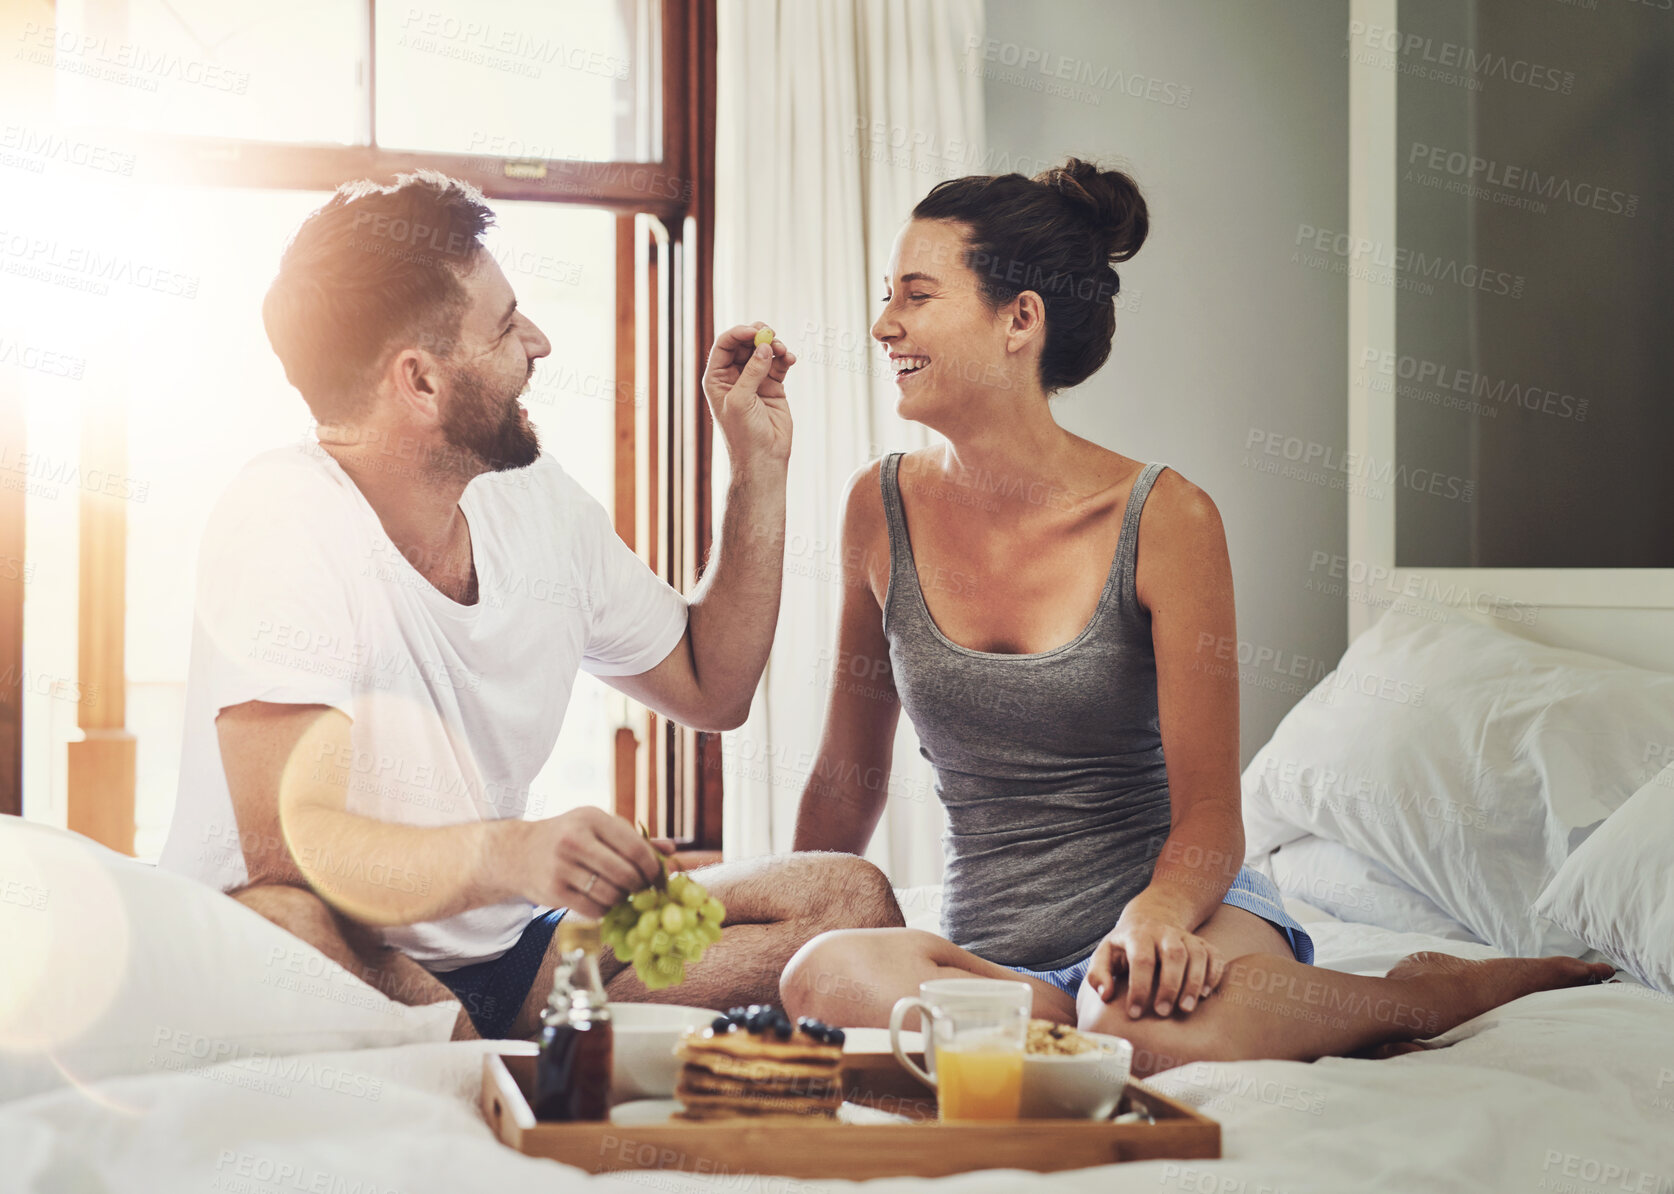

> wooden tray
[481,1050,1219,1179]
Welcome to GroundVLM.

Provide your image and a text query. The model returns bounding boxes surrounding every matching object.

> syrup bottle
[532,917,613,1121]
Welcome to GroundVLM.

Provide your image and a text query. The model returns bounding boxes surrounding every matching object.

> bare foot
[1384,951,1613,1036]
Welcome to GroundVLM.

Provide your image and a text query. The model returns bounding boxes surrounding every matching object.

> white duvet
[4,911,1672,1194]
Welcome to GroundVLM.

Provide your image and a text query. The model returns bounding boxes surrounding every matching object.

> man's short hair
[262,170,496,424]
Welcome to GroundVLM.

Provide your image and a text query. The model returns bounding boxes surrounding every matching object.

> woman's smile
[890,352,932,384]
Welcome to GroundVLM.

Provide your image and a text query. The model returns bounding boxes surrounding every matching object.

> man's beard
[438,360,540,473]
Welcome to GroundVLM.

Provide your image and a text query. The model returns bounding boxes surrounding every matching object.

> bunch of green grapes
[599,869,726,991]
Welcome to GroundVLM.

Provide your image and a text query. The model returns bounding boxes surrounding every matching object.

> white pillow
[1242,607,1674,957]
[1534,764,1674,992]
[0,818,458,1103]
[1264,836,1483,942]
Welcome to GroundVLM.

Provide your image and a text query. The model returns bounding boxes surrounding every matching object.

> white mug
[888,978,1031,1118]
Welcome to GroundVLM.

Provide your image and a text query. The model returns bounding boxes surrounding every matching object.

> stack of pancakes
[674,1016,844,1119]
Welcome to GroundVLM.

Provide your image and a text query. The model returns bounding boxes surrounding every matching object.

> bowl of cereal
[1020,1020,1133,1119]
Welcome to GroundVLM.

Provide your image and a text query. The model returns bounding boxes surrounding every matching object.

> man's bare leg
[508,851,903,1038]
[232,884,480,1041]
[783,904,1613,1077]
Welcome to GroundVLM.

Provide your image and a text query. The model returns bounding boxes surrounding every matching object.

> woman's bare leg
[782,905,1613,1076]
[781,927,1079,1030]
[1077,905,1612,1075]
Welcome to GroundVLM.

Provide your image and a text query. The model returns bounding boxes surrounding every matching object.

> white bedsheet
[4,915,1672,1194]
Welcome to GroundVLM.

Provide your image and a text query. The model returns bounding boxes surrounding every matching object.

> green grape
[596,830,725,988]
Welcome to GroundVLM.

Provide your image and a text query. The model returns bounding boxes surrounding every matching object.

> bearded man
[158,172,902,1040]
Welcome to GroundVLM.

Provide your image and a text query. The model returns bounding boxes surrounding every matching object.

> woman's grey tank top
[880,453,1174,970]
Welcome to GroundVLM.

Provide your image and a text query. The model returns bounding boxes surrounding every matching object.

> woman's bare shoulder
[840,456,887,525]
[1133,464,1230,610]
[1142,465,1223,532]
[839,457,894,605]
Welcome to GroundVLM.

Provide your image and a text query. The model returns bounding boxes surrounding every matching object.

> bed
[5,605,1674,1192]
[4,898,1671,1193]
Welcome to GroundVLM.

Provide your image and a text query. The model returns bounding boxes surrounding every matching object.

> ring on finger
[582,871,599,896]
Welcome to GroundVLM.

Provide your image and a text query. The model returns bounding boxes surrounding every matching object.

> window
[1,0,720,851]
[375,0,661,162]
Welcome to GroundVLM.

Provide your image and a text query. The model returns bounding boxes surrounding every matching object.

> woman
[779,159,1609,1074]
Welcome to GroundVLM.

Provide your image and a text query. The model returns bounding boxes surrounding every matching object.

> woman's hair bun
[1033,158,1149,264]
[909,156,1148,393]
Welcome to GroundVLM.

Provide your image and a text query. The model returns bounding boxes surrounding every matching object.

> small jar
[532,917,613,1121]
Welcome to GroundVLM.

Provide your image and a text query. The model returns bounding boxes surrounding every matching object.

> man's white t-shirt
[158,438,688,969]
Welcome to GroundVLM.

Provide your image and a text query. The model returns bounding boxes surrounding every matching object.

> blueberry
[772,1020,793,1040]
[828,1028,845,1047]
[710,1016,731,1032]
[727,1006,748,1021]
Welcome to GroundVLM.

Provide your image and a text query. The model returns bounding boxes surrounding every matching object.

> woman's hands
[1086,901,1229,1019]
[702,322,795,471]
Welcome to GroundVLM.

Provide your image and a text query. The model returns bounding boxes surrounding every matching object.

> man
[158,172,902,1040]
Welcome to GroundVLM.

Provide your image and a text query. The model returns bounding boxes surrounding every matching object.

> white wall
[981,0,1349,762]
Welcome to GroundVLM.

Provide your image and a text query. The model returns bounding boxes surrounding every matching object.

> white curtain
[713,0,986,885]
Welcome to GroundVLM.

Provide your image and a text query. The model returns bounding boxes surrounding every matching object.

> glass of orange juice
[888,979,1031,1121]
